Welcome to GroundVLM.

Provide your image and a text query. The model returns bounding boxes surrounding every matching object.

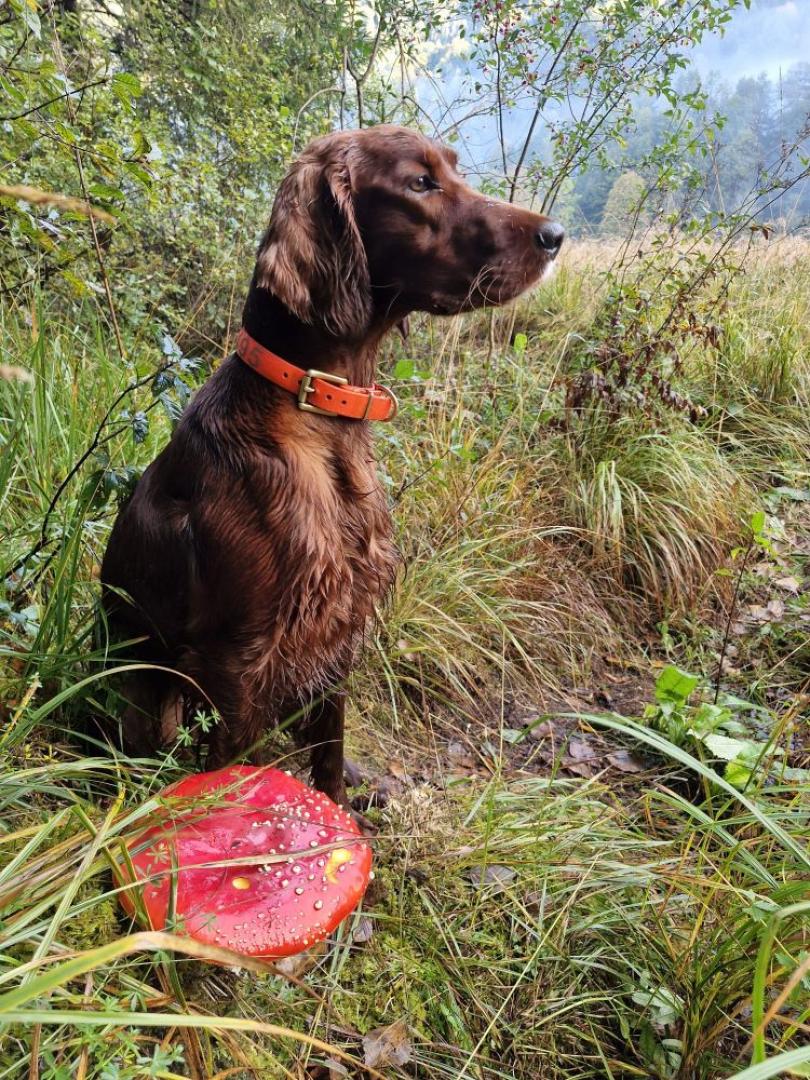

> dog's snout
[535,220,565,256]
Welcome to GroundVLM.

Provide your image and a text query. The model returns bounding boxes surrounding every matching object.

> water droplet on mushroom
[313,900,323,910]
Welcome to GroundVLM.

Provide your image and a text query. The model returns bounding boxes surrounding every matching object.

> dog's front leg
[298,692,383,833]
[289,688,353,808]
[298,689,349,809]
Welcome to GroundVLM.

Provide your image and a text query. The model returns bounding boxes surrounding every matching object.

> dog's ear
[256,137,371,340]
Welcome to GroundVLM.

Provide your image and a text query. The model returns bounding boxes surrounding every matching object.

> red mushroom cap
[119,766,372,958]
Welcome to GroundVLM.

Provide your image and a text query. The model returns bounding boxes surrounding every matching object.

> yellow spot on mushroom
[324,848,352,883]
[231,876,251,890]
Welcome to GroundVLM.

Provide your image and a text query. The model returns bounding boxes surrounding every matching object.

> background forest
[0,2,808,1079]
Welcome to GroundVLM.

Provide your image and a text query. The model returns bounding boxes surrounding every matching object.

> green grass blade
[725,1047,810,1080]
[578,713,810,872]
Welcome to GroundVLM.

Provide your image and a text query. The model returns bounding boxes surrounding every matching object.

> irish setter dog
[101,124,564,810]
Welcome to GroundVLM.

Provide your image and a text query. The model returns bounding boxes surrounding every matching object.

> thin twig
[49,23,126,362]
[345,9,385,127]
[714,540,752,704]
[0,76,108,122]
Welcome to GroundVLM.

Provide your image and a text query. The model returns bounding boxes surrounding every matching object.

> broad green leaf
[699,732,756,762]
[87,181,124,202]
[749,510,766,536]
[112,72,144,104]
[654,666,699,706]
[20,1,42,38]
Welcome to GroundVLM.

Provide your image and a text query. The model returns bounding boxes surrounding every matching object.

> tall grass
[1,242,809,1077]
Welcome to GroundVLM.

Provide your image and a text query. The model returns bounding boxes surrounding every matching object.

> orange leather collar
[235,328,398,422]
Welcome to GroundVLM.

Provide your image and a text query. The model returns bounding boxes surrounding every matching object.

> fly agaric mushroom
[119,766,372,958]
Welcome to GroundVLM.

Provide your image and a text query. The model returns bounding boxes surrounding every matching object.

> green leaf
[20,0,42,39]
[123,161,154,189]
[654,666,699,707]
[113,72,143,98]
[725,760,760,794]
[690,702,730,733]
[749,510,766,536]
[87,181,124,202]
[631,985,682,1025]
[500,728,523,744]
[699,732,753,762]
[112,72,143,110]
[394,359,415,380]
[513,332,528,355]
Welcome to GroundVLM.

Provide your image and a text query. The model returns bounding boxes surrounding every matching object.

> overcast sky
[691,0,810,82]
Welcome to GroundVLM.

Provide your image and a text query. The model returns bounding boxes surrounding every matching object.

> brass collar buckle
[297,368,348,415]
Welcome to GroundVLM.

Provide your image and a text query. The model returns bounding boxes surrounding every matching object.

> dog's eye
[408,175,434,193]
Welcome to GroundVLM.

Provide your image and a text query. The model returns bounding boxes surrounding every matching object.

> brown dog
[100,124,564,809]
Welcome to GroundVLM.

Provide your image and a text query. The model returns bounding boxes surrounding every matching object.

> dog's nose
[535,220,565,257]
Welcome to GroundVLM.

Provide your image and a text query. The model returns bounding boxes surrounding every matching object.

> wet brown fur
[101,125,562,808]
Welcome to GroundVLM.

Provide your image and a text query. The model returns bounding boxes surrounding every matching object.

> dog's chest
[251,434,398,692]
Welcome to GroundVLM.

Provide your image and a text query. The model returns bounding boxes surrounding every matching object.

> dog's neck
[241,278,387,388]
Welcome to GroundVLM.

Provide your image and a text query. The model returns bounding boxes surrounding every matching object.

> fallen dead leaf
[363,1019,412,1069]
[466,864,517,892]
[272,939,327,979]
[775,575,801,594]
[565,760,598,779]
[352,916,374,944]
[446,740,475,767]
[568,736,597,762]
[524,890,548,917]
[324,1059,348,1079]
[386,760,409,781]
[607,749,645,774]
[525,719,554,741]
[766,598,786,619]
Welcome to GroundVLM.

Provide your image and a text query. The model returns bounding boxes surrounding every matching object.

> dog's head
[256,125,564,340]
